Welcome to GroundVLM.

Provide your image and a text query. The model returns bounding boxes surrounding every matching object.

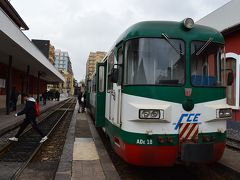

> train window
[124,38,185,85]
[99,66,105,92]
[191,41,224,87]
[92,75,96,92]
[226,58,236,106]
[117,47,123,85]
[87,81,91,93]
[107,52,114,90]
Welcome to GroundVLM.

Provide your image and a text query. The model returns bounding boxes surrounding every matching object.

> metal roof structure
[0,0,29,30]
[0,5,64,83]
[197,0,240,32]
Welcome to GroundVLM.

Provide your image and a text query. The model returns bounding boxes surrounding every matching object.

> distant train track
[226,137,240,151]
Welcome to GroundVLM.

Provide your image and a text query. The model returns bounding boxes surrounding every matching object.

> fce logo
[174,113,201,130]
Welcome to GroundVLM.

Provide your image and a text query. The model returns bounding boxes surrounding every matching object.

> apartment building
[86,51,107,80]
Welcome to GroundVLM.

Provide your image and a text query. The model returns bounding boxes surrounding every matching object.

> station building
[0,0,64,114]
[198,0,240,121]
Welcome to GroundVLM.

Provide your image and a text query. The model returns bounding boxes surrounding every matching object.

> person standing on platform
[8,93,48,143]
[10,86,19,111]
[77,91,82,113]
[55,90,60,101]
[81,91,86,112]
[42,90,47,105]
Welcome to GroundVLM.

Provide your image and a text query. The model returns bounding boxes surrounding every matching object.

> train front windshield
[124,38,185,85]
[191,41,224,87]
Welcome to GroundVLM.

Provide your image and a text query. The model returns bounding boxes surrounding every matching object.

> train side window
[92,75,96,92]
[87,81,91,93]
[99,66,105,92]
[117,47,123,85]
[107,51,114,91]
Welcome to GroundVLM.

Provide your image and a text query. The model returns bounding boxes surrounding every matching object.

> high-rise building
[54,49,74,95]
[86,51,107,80]
[54,49,73,74]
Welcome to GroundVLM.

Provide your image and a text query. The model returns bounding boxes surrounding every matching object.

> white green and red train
[86,18,232,166]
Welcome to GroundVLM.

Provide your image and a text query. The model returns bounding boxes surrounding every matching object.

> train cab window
[191,41,224,87]
[107,52,114,90]
[124,38,185,85]
[98,66,105,92]
[226,57,236,106]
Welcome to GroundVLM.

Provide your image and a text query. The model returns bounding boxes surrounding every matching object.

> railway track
[226,137,240,151]
[0,98,76,180]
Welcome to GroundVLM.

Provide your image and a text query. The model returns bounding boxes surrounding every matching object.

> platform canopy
[0,6,64,83]
[197,0,240,32]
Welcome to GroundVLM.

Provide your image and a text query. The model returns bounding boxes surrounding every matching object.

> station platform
[219,148,240,174]
[55,103,120,180]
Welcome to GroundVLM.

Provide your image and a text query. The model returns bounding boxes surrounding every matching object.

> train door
[226,53,240,109]
[107,51,115,122]
[95,62,107,127]
[114,47,123,125]
[107,47,123,126]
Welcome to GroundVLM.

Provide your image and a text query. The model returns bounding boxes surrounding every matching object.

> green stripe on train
[122,86,225,104]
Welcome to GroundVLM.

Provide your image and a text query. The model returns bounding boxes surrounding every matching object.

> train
[86,18,232,166]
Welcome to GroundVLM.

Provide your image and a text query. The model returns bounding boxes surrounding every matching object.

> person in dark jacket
[8,93,48,143]
[10,86,19,111]
[77,91,86,113]
[82,91,86,112]
[42,90,48,105]
[55,90,60,101]
[77,91,82,113]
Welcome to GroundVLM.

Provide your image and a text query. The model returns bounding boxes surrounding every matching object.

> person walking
[8,93,48,143]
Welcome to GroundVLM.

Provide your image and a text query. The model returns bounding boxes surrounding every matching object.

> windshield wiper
[195,38,213,56]
[162,33,183,55]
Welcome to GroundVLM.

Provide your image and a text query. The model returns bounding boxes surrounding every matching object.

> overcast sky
[11,0,230,81]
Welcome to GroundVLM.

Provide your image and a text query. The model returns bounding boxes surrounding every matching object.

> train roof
[115,21,224,46]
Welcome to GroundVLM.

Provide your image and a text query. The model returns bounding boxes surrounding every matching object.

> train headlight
[216,108,232,118]
[151,110,159,118]
[183,18,194,29]
[140,110,151,118]
[139,109,162,119]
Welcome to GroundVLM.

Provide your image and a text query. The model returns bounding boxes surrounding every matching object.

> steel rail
[226,137,240,151]
[0,98,72,137]
[0,98,72,156]
[10,98,75,180]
